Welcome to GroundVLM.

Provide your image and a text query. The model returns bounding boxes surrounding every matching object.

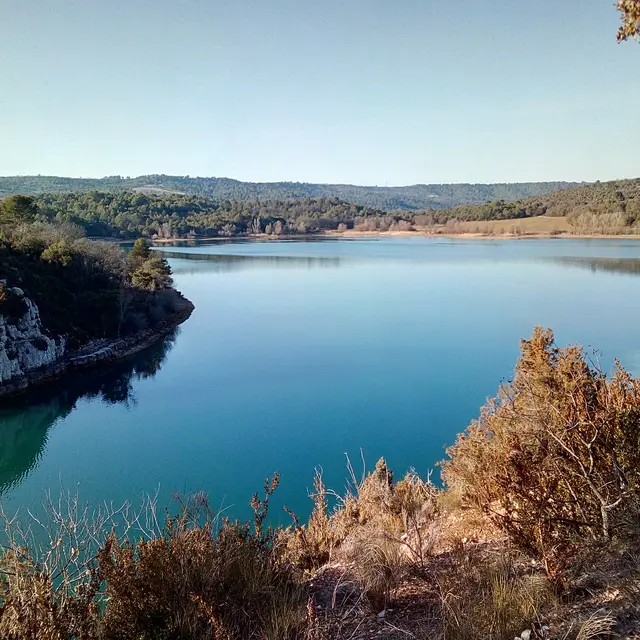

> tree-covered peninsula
[0,196,193,395]
[33,192,396,239]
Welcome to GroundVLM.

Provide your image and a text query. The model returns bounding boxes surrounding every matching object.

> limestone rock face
[0,287,66,384]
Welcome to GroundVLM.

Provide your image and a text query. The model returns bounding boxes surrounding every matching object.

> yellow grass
[450,216,572,235]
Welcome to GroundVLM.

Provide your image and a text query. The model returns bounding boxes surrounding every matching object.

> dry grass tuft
[572,610,617,640]
[342,531,405,612]
[437,553,553,640]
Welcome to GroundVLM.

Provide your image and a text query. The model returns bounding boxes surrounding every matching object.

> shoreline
[0,295,194,400]
[150,229,640,244]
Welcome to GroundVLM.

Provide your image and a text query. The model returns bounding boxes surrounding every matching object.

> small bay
[2,236,640,523]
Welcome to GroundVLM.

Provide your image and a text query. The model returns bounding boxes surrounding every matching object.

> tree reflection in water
[0,331,177,495]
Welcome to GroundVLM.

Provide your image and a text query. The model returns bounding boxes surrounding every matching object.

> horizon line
[0,173,618,190]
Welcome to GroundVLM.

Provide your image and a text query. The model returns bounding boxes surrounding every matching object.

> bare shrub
[284,458,437,573]
[73,238,128,278]
[389,219,413,232]
[442,327,640,582]
[353,216,395,232]
[0,491,148,640]
[0,480,308,640]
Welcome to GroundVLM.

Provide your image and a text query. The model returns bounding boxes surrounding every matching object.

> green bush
[41,241,73,267]
[0,222,184,347]
[131,256,173,292]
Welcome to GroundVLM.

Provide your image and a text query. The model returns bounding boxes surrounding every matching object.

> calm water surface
[2,237,640,522]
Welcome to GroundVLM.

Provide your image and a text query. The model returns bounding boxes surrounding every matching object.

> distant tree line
[4,177,640,243]
[0,174,579,212]
[14,177,636,238]
[31,193,411,239]
[413,178,640,234]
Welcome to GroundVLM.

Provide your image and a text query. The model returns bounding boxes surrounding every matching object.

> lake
[2,236,640,524]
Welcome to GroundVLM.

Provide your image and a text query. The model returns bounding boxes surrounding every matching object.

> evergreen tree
[0,195,38,225]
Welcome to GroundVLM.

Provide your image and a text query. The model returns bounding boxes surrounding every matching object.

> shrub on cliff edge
[442,327,640,581]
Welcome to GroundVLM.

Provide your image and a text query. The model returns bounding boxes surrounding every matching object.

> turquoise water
[2,237,640,523]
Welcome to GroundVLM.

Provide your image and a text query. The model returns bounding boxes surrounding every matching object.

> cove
[2,236,640,524]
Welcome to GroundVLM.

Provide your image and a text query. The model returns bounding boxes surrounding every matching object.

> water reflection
[161,251,341,275]
[551,257,640,276]
[0,333,177,495]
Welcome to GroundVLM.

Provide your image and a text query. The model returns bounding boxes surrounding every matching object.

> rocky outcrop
[0,287,194,399]
[0,286,66,387]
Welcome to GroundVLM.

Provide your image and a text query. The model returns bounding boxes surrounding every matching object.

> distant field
[131,186,185,196]
[450,216,572,235]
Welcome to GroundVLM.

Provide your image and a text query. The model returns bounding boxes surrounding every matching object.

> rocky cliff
[0,285,194,399]
[0,285,66,387]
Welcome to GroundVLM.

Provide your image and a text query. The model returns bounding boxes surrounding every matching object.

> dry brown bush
[0,551,101,640]
[0,480,308,640]
[0,491,132,640]
[284,458,438,574]
[98,520,306,639]
[97,476,307,640]
[442,327,640,582]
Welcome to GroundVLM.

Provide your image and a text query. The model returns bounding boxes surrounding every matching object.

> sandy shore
[150,229,640,244]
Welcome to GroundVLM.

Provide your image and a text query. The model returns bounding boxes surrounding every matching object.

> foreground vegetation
[618,0,640,41]
[2,328,640,639]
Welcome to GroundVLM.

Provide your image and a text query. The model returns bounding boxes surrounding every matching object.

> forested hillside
[6,177,640,241]
[420,177,640,234]
[0,174,579,211]
[34,193,402,238]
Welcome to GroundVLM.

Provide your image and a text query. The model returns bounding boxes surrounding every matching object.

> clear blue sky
[0,0,637,185]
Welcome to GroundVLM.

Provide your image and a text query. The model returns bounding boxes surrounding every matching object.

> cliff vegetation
[0,198,190,393]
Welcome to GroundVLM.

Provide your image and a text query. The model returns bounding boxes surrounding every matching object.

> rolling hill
[0,174,580,211]
[424,177,640,231]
